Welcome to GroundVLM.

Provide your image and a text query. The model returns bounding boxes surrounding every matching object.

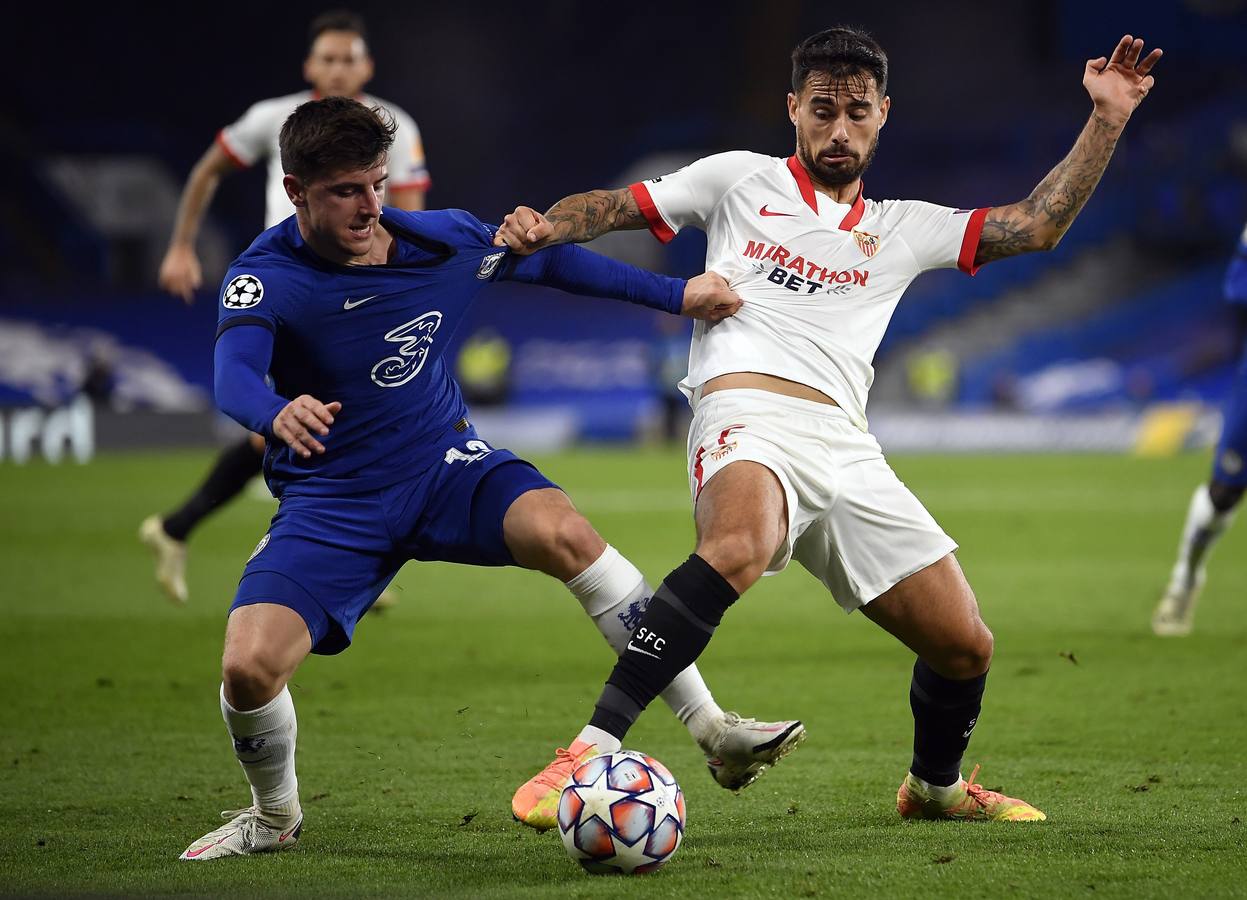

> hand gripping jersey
[630,151,988,430]
[217,91,431,228]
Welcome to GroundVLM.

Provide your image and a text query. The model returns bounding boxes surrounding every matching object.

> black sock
[588,554,738,740]
[162,439,264,541]
[909,659,987,787]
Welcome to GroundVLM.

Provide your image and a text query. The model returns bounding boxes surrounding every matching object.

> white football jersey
[630,152,987,430]
[217,91,431,228]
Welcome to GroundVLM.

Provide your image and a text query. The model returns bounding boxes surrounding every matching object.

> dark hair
[791,26,888,97]
[308,9,368,49]
[279,97,396,182]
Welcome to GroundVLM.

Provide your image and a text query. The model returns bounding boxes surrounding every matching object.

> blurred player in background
[1153,221,1247,635]
[499,27,1160,825]
[180,98,800,860]
[141,9,429,606]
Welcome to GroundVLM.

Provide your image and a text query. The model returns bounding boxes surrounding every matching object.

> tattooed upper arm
[974,112,1123,269]
[545,188,647,243]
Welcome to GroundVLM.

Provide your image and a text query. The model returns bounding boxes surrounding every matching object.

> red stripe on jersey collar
[786,155,866,231]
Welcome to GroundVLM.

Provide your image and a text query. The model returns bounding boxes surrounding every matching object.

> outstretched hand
[493,206,558,255]
[1084,35,1162,127]
[682,272,742,322]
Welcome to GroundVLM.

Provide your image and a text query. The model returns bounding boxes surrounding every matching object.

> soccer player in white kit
[501,26,1161,823]
[142,10,430,605]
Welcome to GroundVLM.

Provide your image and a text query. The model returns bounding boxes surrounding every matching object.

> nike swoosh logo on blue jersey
[343,294,380,310]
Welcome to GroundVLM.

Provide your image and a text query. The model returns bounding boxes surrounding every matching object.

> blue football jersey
[1226,221,1247,306]
[216,208,661,496]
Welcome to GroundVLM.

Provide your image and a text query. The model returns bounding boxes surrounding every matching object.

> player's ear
[284,174,307,207]
[879,95,890,129]
[786,92,799,126]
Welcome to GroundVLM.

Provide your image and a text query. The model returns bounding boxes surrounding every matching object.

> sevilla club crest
[852,229,880,258]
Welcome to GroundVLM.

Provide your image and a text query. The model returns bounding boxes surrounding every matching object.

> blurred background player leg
[139,431,399,611]
[140,434,264,605]
[1153,478,1241,635]
[1154,248,1247,636]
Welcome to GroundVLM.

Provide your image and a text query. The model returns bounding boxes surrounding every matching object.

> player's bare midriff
[700,372,839,406]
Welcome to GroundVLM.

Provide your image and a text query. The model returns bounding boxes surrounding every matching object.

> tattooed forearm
[976,113,1123,266]
[544,188,647,243]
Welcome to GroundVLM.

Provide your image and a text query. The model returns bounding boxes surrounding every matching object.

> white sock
[913,773,964,802]
[575,724,622,754]
[565,546,723,750]
[220,684,300,821]
[1176,484,1234,577]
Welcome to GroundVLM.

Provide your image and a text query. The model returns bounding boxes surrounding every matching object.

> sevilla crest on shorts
[852,229,880,258]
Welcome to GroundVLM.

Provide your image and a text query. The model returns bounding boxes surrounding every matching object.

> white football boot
[139,515,188,605]
[705,712,806,791]
[1152,562,1205,637]
[179,807,303,861]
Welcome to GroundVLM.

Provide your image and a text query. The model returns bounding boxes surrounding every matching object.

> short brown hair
[792,26,888,97]
[279,97,397,182]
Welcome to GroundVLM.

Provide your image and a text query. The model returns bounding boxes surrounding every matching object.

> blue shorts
[1213,348,1247,487]
[230,435,557,654]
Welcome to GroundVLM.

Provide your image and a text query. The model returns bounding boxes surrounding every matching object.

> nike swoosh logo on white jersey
[626,642,661,659]
[343,294,380,310]
[758,205,797,217]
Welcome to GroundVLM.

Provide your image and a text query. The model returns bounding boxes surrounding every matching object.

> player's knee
[697,531,771,590]
[551,512,604,572]
[221,651,286,710]
[1208,480,1245,513]
[526,508,604,580]
[946,623,994,679]
[969,622,995,675]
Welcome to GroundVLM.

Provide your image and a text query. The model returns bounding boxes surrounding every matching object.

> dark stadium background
[3,0,1246,451]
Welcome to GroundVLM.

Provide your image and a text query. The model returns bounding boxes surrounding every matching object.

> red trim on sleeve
[629,181,677,244]
[838,184,866,232]
[215,130,249,169]
[786,156,819,214]
[957,207,991,275]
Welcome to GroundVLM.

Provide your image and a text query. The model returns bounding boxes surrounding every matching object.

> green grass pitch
[1,448,1245,898]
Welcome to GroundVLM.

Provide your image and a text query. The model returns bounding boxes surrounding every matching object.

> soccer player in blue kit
[1154,221,1247,635]
[179,97,803,860]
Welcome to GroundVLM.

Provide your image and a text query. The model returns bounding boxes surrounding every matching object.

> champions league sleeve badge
[223,274,265,308]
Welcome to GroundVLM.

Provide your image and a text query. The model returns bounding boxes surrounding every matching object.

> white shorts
[687,389,957,612]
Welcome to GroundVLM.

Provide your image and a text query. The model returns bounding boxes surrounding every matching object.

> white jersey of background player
[158,10,429,303]
[218,90,427,229]
[632,151,984,429]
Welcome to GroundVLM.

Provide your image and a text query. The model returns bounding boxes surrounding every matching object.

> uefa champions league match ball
[557,750,686,875]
